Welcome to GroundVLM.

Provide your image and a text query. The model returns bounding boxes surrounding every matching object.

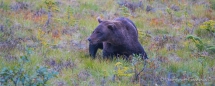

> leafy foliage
[0,48,58,85]
[114,62,133,78]
[199,20,215,33]
[186,35,215,54]
[186,35,204,51]
[44,0,59,11]
[205,45,215,54]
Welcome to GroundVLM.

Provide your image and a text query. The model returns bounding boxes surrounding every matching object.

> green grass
[0,0,215,85]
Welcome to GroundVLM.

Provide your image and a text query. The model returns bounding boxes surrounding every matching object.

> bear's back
[114,17,138,42]
[114,17,137,29]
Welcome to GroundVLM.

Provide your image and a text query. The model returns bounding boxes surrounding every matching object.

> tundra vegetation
[0,0,215,85]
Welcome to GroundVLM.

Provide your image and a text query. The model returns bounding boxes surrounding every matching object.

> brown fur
[88,17,148,59]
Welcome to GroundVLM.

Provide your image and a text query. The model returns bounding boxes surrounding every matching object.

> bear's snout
[87,38,92,42]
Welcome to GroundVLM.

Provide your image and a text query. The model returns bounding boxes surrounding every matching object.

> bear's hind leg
[102,50,114,60]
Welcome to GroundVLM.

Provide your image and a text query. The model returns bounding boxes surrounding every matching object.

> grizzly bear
[88,17,148,59]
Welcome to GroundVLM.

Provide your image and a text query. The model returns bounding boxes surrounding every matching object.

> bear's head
[88,18,121,45]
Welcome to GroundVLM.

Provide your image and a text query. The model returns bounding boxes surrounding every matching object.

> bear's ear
[97,17,103,23]
[107,24,115,30]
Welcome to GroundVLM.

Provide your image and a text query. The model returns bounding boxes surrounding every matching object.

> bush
[0,49,58,85]
[196,20,215,38]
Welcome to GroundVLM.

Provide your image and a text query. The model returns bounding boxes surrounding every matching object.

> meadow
[0,0,215,85]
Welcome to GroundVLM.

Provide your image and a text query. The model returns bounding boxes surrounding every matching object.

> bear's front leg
[89,43,103,59]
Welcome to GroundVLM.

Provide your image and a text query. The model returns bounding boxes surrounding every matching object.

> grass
[0,0,215,85]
